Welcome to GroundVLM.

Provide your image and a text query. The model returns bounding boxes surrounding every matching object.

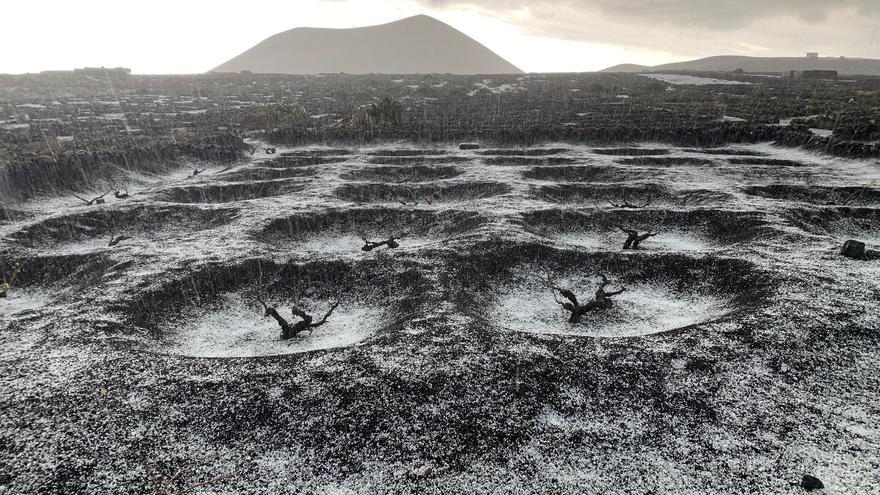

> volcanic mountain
[602,55,880,76]
[212,15,523,75]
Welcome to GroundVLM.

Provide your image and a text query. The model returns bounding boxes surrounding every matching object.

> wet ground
[1,142,878,494]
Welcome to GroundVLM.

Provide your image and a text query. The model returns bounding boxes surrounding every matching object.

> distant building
[73,67,131,77]
[790,70,838,80]
[806,52,819,59]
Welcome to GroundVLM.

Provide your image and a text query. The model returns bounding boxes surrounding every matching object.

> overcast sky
[3,0,878,74]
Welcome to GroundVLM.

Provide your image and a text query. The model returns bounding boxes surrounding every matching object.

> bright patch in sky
[0,0,685,73]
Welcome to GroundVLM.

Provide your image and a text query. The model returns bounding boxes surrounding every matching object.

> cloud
[422,0,875,29]
[416,0,880,59]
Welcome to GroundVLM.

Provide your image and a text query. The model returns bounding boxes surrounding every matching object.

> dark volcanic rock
[801,474,825,491]
[840,240,867,259]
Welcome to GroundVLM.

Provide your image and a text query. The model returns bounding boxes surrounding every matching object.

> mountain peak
[402,14,436,21]
[385,14,448,29]
[213,15,522,75]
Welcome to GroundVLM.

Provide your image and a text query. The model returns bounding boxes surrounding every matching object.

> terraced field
[1,142,878,493]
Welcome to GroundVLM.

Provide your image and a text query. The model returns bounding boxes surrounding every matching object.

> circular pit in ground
[454,246,770,338]
[520,208,770,251]
[133,259,427,358]
[255,207,488,255]
[160,292,384,358]
[495,275,731,337]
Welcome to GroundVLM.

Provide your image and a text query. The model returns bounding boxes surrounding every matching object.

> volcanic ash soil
[1,143,879,494]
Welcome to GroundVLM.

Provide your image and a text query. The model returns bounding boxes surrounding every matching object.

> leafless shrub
[540,271,626,323]
[360,232,406,252]
[253,264,355,340]
[74,191,111,206]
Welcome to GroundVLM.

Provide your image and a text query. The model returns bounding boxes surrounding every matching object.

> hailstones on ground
[642,74,752,86]
[295,233,439,255]
[255,208,488,255]
[159,293,382,358]
[0,288,52,322]
[334,181,511,204]
[494,276,730,338]
[34,237,119,255]
[555,230,713,252]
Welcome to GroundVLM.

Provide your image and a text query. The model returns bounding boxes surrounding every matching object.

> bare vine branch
[254,263,358,340]
[74,190,111,206]
[539,272,626,323]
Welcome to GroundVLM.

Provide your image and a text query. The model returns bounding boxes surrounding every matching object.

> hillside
[212,15,522,75]
[601,63,650,73]
[603,55,880,75]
